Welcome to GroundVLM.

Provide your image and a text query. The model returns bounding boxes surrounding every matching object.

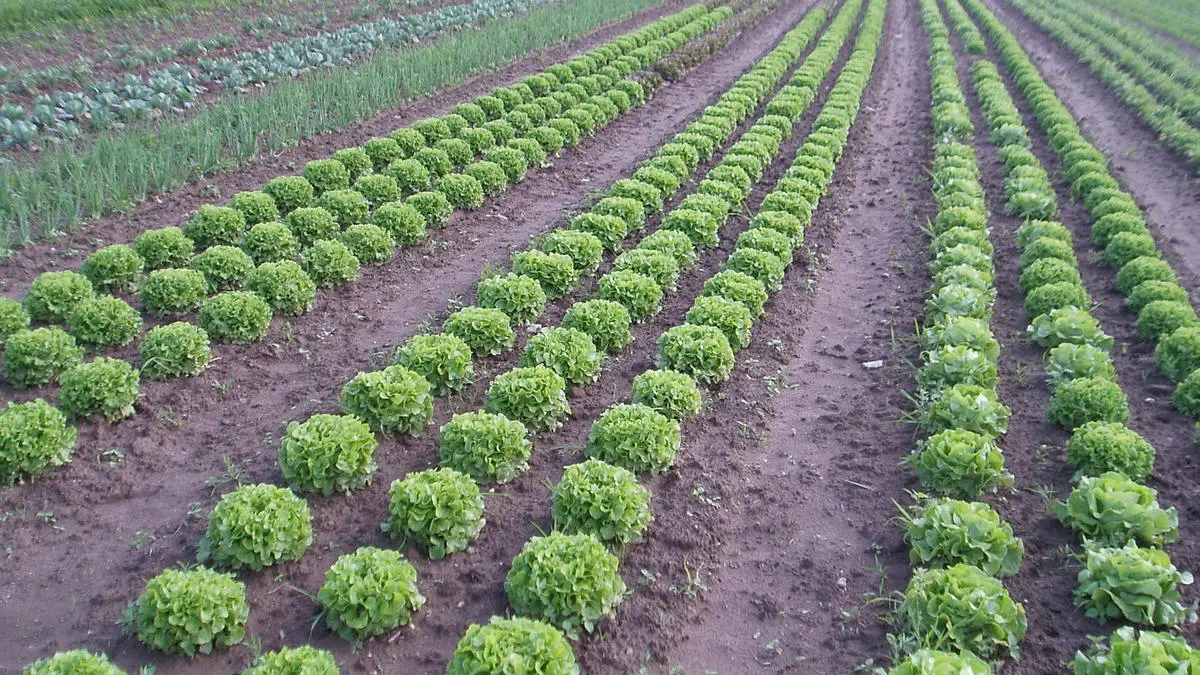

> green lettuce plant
[637,229,696,269]
[1056,471,1178,547]
[303,158,351,194]
[140,268,207,317]
[444,306,516,357]
[538,229,604,274]
[122,567,248,655]
[278,413,377,495]
[197,483,312,571]
[586,403,679,475]
[140,322,211,380]
[191,246,254,292]
[438,173,485,210]
[58,357,140,421]
[478,273,547,325]
[301,239,360,288]
[0,399,76,485]
[485,366,571,431]
[284,207,339,247]
[1049,377,1129,429]
[81,244,143,294]
[1071,626,1200,674]
[25,270,95,323]
[244,260,316,316]
[888,650,993,675]
[395,333,473,396]
[439,411,532,484]
[341,224,395,265]
[198,291,272,344]
[562,300,632,354]
[917,384,1010,437]
[900,564,1027,662]
[657,324,735,384]
[67,296,141,349]
[685,296,753,352]
[264,176,315,214]
[907,428,1012,498]
[133,227,194,270]
[339,365,434,437]
[701,270,768,318]
[597,271,663,322]
[917,345,998,393]
[511,250,578,299]
[631,369,702,421]
[4,327,83,387]
[1045,342,1117,390]
[184,205,246,248]
[900,497,1024,577]
[1156,326,1200,383]
[1075,541,1194,626]
[229,191,279,226]
[373,202,427,245]
[552,459,652,545]
[21,649,127,675]
[523,327,604,387]
[318,547,425,644]
[383,467,485,559]
[571,213,627,251]
[447,616,578,675]
[241,645,337,675]
[505,532,626,639]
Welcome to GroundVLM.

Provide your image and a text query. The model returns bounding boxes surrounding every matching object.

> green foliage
[122,567,248,655]
[609,178,664,214]
[1137,300,1198,342]
[373,202,427,245]
[390,128,427,156]
[386,158,433,194]
[438,173,485,210]
[1028,306,1113,350]
[383,467,485,559]
[888,650,993,675]
[364,137,403,172]
[701,270,768,318]
[1049,376,1129,429]
[0,399,76,485]
[657,323,735,384]
[511,250,578,299]
[478,273,547,325]
[1025,281,1089,320]
[587,403,679,475]
[685,296,752,352]
[198,483,312,572]
[244,261,316,316]
[1126,280,1190,315]
[279,413,377,495]
[263,176,315,215]
[727,247,787,292]
[505,532,626,639]
[138,323,209,380]
[1066,421,1155,481]
[917,345,998,393]
[465,161,509,196]
[333,148,373,182]
[1056,472,1178,548]
[1075,541,1194,626]
[447,617,579,675]
[900,564,1027,662]
[900,497,1024,577]
[736,227,793,265]
[341,224,395,265]
[918,384,1010,437]
[140,268,207,317]
[0,297,29,346]
[1174,368,1200,418]
[1072,626,1200,674]
[1045,342,1117,390]
[637,229,696,270]
[340,365,434,437]
[436,138,475,167]
[315,189,370,228]
[552,459,651,545]
[538,229,604,273]
[67,295,141,349]
[524,327,604,386]
[25,270,94,323]
[3,327,83,387]
[302,239,360,288]
[241,645,338,675]
[81,245,143,294]
[1020,257,1082,293]
[562,299,632,354]
[485,366,571,432]
[509,138,548,167]
[485,146,529,182]
[439,410,532,484]
[613,249,678,291]
[318,547,425,644]
[354,174,402,207]
[304,158,351,194]
[58,357,139,421]
[198,291,272,344]
[1157,326,1200,383]
[1116,256,1177,296]
[444,306,515,357]
[395,333,473,396]
[1104,231,1159,270]
[185,205,246,248]
[21,649,127,675]
[571,212,627,252]
[597,270,662,322]
[192,245,254,292]
[229,191,279,226]
[907,428,1012,499]
[284,207,339,247]
[592,196,645,233]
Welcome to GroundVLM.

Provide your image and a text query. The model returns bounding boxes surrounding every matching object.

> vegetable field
[1,0,1198,671]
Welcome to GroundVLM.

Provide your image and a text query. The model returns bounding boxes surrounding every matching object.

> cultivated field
[1,0,1198,672]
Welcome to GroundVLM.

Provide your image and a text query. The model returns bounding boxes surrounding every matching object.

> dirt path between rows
[982,0,1200,294]
[0,0,700,290]
[0,1,826,671]
[659,0,936,670]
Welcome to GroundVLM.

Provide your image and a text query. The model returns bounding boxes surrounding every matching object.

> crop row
[0,4,730,484]
[880,3,1024,672]
[960,0,1200,448]
[1075,0,1200,52]
[995,0,1200,173]
[13,2,848,669]
[951,0,1200,669]
[0,0,565,150]
[0,0,675,253]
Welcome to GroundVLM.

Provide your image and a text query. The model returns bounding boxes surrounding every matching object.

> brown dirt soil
[659,0,934,670]
[983,0,1200,294]
[0,0,827,671]
[0,0,701,291]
